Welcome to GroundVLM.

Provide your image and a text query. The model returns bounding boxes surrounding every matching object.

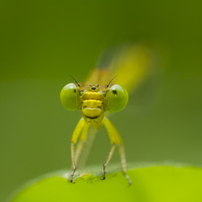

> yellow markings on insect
[60,43,153,185]
[102,117,122,145]
[109,44,152,93]
[81,91,104,118]
[71,118,86,144]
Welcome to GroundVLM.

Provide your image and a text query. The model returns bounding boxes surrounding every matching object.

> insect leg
[118,144,132,185]
[69,118,86,183]
[103,117,132,185]
[102,144,116,180]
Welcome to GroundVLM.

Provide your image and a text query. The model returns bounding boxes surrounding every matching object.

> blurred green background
[1,0,202,201]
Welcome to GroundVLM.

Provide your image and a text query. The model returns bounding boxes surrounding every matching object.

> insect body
[60,44,153,185]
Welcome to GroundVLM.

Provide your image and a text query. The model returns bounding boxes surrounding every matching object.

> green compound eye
[106,84,128,112]
[60,83,79,111]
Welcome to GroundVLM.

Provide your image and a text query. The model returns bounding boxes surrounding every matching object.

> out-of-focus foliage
[1,0,202,201]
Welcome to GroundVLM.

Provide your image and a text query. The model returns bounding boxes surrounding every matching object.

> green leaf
[9,165,202,202]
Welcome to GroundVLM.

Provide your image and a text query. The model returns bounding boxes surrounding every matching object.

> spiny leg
[103,117,132,185]
[69,118,87,183]
[69,142,77,183]
[118,144,132,185]
[102,144,116,180]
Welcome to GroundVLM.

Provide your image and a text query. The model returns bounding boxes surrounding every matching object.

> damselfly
[60,43,153,185]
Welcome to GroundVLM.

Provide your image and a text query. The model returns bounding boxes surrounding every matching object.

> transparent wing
[76,126,97,169]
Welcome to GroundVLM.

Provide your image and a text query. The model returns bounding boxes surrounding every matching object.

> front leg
[69,142,77,183]
[102,144,116,180]
[102,117,132,185]
[69,118,87,183]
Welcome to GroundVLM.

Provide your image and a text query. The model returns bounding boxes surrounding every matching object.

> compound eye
[106,84,128,112]
[60,83,79,111]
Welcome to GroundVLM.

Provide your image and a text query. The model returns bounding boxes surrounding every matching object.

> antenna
[68,74,81,87]
[106,75,117,87]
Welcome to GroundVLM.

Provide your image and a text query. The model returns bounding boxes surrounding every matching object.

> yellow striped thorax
[80,84,106,124]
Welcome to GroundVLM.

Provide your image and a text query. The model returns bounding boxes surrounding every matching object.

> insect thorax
[80,84,107,125]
